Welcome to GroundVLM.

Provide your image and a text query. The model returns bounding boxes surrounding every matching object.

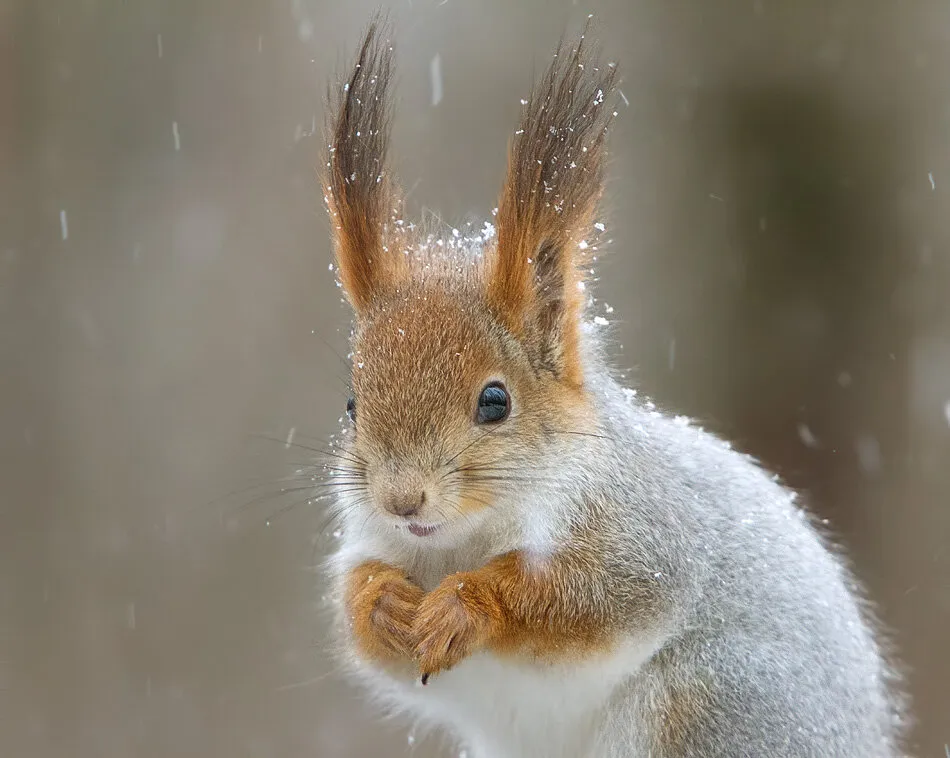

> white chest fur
[351,636,656,758]
[331,486,648,756]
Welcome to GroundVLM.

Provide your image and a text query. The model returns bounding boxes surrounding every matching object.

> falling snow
[21,12,948,757]
[855,435,882,474]
[430,54,443,106]
[797,423,820,449]
[291,0,314,42]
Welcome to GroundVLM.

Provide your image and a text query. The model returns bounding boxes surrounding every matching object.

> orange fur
[489,25,617,387]
[323,19,397,314]
[350,291,515,462]
[325,20,618,385]
[345,560,425,667]
[349,289,595,524]
[413,550,619,679]
[329,15,623,676]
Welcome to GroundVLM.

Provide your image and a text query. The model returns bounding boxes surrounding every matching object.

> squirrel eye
[346,396,356,424]
[476,382,510,424]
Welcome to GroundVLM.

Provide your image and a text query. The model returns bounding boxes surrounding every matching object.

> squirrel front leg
[412,549,628,680]
[344,560,425,666]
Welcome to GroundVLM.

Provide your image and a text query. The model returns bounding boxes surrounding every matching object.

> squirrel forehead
[348,292,518,451]
[351,291,506,397]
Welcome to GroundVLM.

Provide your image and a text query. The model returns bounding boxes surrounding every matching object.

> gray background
[1,0,948,755]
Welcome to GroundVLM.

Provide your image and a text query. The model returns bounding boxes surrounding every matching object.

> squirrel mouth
[407,522,440,537]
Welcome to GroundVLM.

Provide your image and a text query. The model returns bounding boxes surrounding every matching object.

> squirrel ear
[324,18,397,316]
[489,25,617,387]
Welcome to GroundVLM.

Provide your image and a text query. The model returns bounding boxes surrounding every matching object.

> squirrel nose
[382,491,425,518]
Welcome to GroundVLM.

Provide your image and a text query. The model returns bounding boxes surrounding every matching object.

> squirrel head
[324,17,616,545]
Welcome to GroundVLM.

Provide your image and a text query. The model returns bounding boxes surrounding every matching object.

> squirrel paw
[346,561,424,663]
[413,573,497,679]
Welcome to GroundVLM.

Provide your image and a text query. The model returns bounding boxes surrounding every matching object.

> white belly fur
[353,636,658,758]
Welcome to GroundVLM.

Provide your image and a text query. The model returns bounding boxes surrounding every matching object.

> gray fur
[573,342,909,756]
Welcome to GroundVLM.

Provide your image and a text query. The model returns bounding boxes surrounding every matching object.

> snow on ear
[324,17,398,316]
[489,22,617,386]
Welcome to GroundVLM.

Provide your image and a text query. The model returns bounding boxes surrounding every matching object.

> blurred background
[1,0,948,755]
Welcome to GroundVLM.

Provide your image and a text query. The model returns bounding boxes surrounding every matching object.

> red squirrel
[322,17,908,758]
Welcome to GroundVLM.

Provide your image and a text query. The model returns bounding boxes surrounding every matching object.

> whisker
[226,484,367,516]
[314,333,354,376]
[543,427,619,444]
[249,433,368,467]
[441,426,503,471]
[316,507,349,536]
[355,507,380,540]
[452,464,533,473]
[459,474,555,484]
[439,495,479,532]
[254,493,328,525]
[198,474,324,510]
[455,489,500,509]
[454,492,494,510]
[227,485,326,514]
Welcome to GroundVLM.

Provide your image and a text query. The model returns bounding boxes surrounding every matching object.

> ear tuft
[490,21,618,386]
[324,16,397,315]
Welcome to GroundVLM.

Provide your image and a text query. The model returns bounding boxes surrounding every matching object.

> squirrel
[320,16,909,758]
